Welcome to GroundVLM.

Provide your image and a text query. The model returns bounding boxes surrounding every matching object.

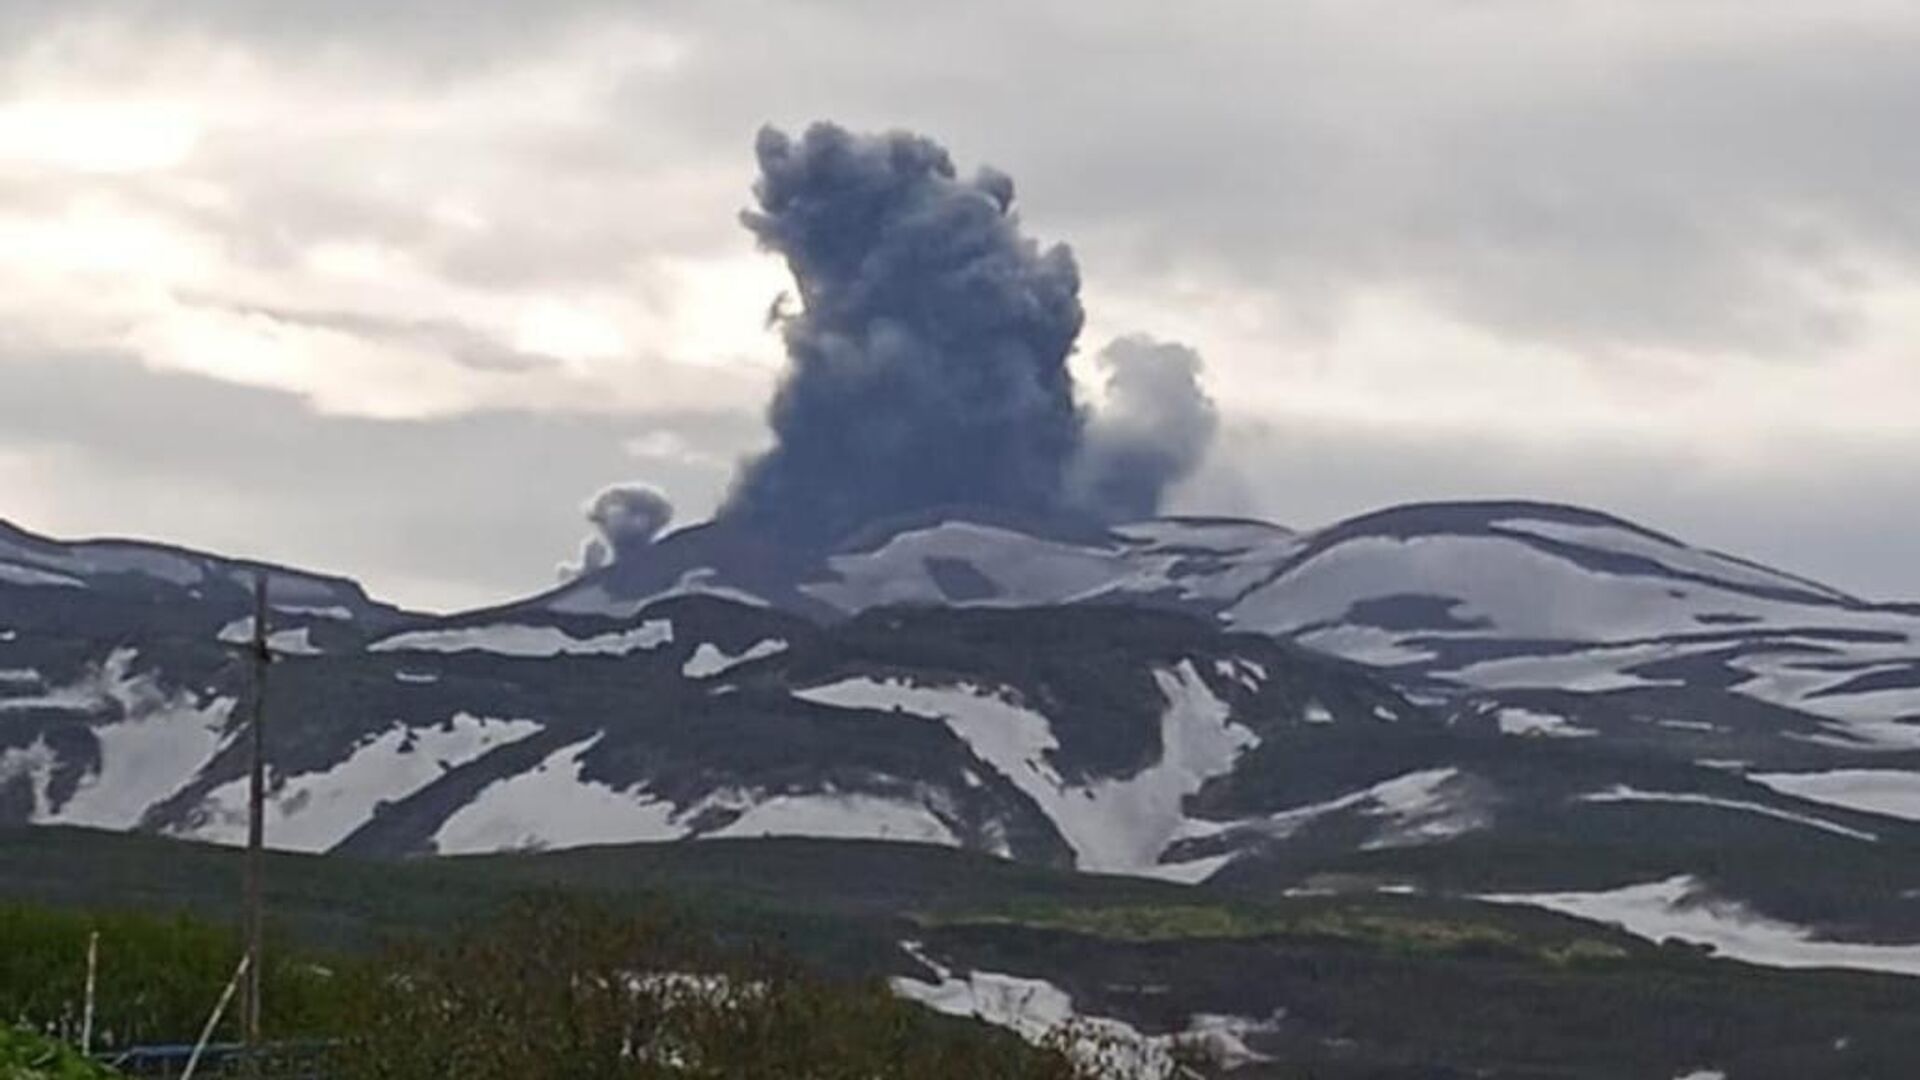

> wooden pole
[80,930,97,1056]
[240,571,270,1052]
[184,953,249,1080]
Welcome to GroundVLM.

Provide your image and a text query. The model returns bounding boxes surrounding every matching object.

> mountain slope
[6,501,1920,962]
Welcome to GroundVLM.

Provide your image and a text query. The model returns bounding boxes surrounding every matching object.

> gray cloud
[1183,416,1920,604]
[0,348,752,610]
[1069,336,1219,522]
[717,122,1088,546]
[562,482,675,580]
[0,1,1917,605]
[177,296,563,374]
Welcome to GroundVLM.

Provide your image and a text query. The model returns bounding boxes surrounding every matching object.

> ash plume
[1068,336,1219,521]
[558,482,674,580]
[718,122,1089,547]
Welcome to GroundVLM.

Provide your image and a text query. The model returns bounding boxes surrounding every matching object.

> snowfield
[0,649,235,829]
[372,620,674,657]
[1481,876,1920,977]
[797,661,1257,876]
[178,714,542,851]
[1747,770,1920,823]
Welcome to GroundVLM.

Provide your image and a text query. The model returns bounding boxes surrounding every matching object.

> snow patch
[682,638,787,678]
[802,522,1136,612]
[373,620,673,657]
[797,663,1257,877]
[890,943,1172,1076]
[710,792,958,846]
[1481,876,1920,977]
[0,739,58,818]
[1497,708,1597,739]
[273,604,352,620]
[180,714,542,852]
[216,619,325,655]
[1180,768,1489,857]
[0,650,235,829]
[434,735,688,853]
[1748,770,1920,823]
[1579,785,1878,842]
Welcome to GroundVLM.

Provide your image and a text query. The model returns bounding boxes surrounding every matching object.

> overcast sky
[1,0,1916,610]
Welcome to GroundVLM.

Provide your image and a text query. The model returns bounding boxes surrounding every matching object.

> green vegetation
[0,1027,119,1080]
[0,905,342,1051]
[0,890,1148,1079]
[11,826,1920,1077]
[946,896,1640,969]
[328,895,1121,1080]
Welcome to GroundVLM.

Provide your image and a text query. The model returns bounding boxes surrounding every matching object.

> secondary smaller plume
[558,483,674,580]
[1069,336,1219,522]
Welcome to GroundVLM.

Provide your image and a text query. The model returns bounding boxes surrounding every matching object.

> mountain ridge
[7,496,1920,975]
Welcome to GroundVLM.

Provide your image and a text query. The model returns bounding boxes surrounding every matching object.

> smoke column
[558,483,674,580]
[715,121,1215,547]
[1069,336,1220,522]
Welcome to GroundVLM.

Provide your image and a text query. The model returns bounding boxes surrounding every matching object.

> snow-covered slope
[9,501,1920,951]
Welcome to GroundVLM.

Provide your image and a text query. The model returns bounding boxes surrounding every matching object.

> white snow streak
[711,792,957,846]
[796,663,1257,876]
[372,620,673,657]
[1579,785,1878,842]
[434,736,687,853]
[1497,708,1597,738]
[1481,876,1920,977]
[181,714,541,852]
[682,638,787,678]
[2,650,235,829]
[1748,770,1920,824]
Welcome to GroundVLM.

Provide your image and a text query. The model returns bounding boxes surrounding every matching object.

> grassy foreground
[10,826,1920,1077]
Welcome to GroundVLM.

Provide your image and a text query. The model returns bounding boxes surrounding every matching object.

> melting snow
[797,662,1257,876]
[436,734,959,854]
[434,735,688,853]
[1173,768,1489,864]
[1497,708,1597,738]
[802,522,1138,612]
[710,792,957,846]
[682,638,787,678]
[1748,770,1920,823]
[180,714,541,852]
[892,941,1278,1073]
[273,604,352,620]
[216,620,326,655]
[1449,646,1681,693]
[1579,786,1878,842]
[0,650,235,828]
[372,620,674,657]
[0,739,58,818]
[891,943,1173,1075]
[1481,876,1920,977]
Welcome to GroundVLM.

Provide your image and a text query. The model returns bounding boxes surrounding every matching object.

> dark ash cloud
[561,482,675,580]
[717,121,1212,546]
[1069,336,1219,522]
